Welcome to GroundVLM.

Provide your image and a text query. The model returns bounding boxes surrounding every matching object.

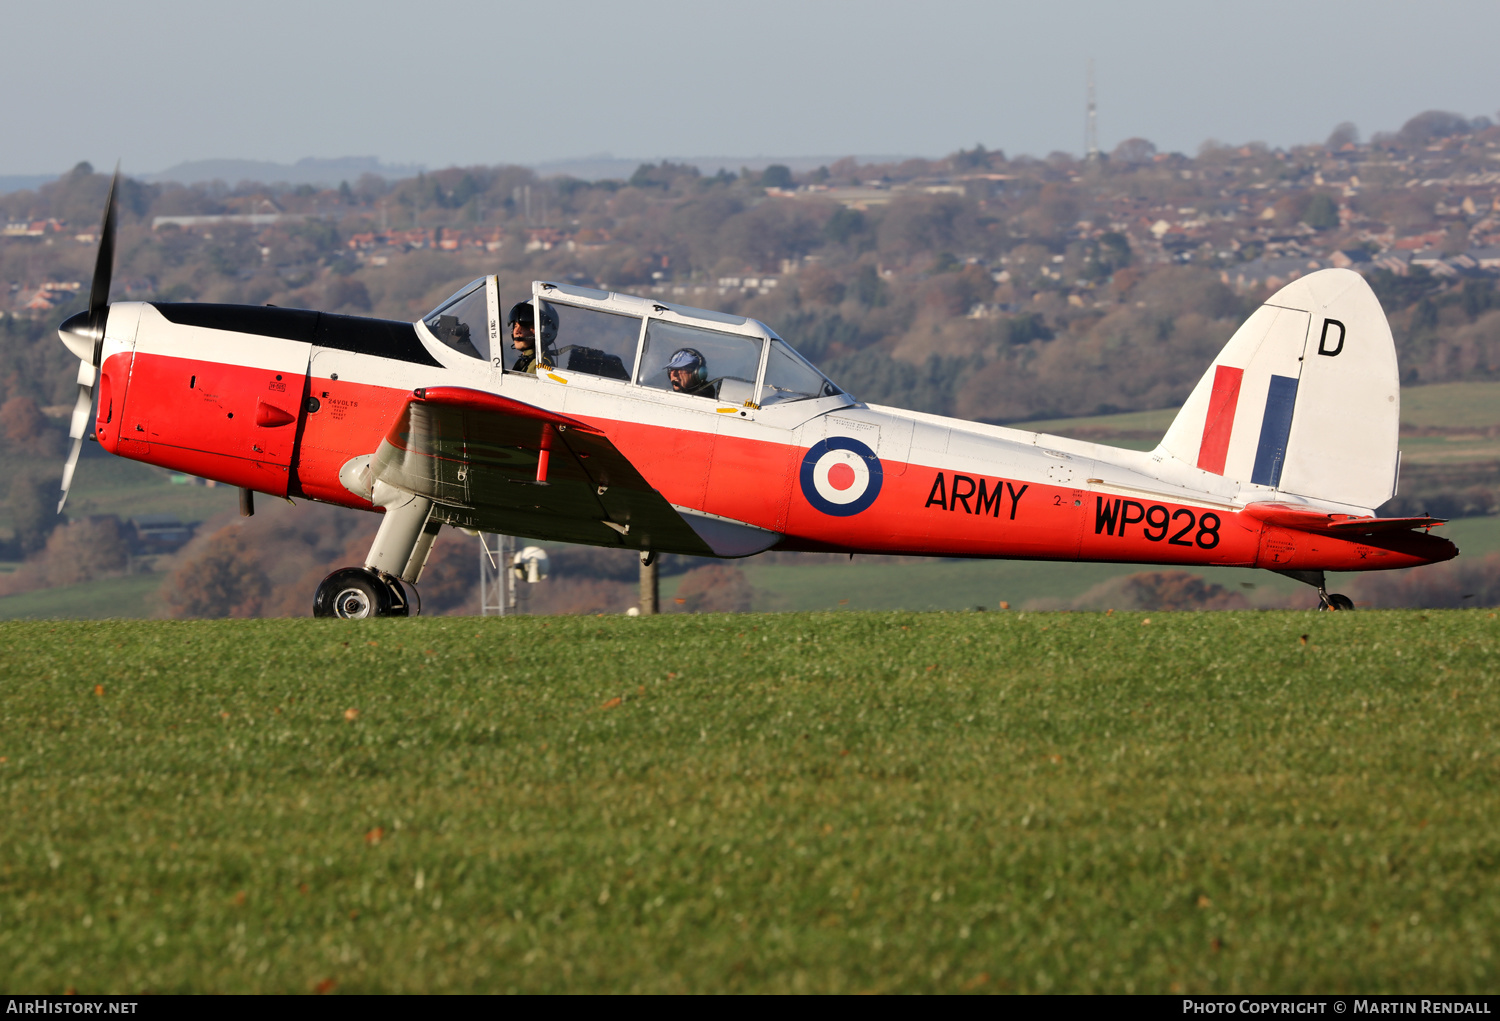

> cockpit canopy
[419,279,844,406]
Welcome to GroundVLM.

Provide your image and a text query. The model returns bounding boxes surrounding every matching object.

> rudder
[1158,268,1399,510]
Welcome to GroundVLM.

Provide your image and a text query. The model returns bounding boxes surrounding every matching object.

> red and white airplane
[58,175,1455,616]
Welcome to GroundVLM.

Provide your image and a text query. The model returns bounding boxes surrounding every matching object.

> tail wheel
[314,568,393,619]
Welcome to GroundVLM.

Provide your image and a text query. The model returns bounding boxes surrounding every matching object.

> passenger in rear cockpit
[507,300,558,374]
[666,347,716,399]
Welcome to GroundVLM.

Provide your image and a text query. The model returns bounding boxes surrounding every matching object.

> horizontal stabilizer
[1243,502,1445,535]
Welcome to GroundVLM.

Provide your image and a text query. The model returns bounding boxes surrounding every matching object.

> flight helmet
[507,299,559,348]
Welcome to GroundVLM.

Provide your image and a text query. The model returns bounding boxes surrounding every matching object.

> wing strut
[535,424,553,484]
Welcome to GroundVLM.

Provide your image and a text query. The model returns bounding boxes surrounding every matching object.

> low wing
[1243,502,1446,535]
[370,386,713,555]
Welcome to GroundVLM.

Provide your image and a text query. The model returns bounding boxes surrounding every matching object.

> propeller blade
[59,435,84,514]
[57,164,119,513]
[88,166,120,330]
[67,376,94,439]
[58,381,96,512]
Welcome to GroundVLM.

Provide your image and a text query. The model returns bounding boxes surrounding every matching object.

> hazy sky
[6,0,1498,175]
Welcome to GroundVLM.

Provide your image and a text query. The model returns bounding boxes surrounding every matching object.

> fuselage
[87,296,1455,575]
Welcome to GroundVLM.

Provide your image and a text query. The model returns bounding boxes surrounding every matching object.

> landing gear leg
[1273,569,1355,611]
[310,481,434,618]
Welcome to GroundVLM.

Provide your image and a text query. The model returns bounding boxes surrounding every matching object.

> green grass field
[3,612,1496,993]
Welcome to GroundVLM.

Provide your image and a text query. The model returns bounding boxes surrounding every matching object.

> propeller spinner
[56,166,120,512]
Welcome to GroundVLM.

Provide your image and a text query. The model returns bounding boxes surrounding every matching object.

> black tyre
[1327,593,1355,612]
[313,568,391,619]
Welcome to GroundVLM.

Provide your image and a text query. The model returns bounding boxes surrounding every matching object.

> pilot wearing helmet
[665,347,716,399]
[507,299,559,374]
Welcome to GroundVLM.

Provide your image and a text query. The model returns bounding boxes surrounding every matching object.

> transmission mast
[479,533,515,615]
[1085,59,1100,162]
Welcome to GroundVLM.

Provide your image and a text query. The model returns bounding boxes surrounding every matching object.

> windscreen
[759,339,842,404]
[421,278,487,360]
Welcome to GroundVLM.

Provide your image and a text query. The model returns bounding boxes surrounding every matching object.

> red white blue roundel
[800,437,883,516]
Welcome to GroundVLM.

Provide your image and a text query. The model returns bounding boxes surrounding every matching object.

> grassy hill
[0,444,238,539]
[699,515,1500,614]
[3,611,1495,993]
[1402,382,1500,430]
[1026,381,1500,523]
[0,572,162,620]
[8,515,1495,619]
[1026,379,1500,458]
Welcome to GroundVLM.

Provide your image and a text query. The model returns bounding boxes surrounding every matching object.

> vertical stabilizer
[1157,268,1399,510]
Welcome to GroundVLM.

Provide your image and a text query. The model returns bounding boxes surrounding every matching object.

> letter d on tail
[1318,318,1345,357]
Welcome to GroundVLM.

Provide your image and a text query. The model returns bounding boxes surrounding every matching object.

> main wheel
[313,568,392,619]
[1327,593,1355,611]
